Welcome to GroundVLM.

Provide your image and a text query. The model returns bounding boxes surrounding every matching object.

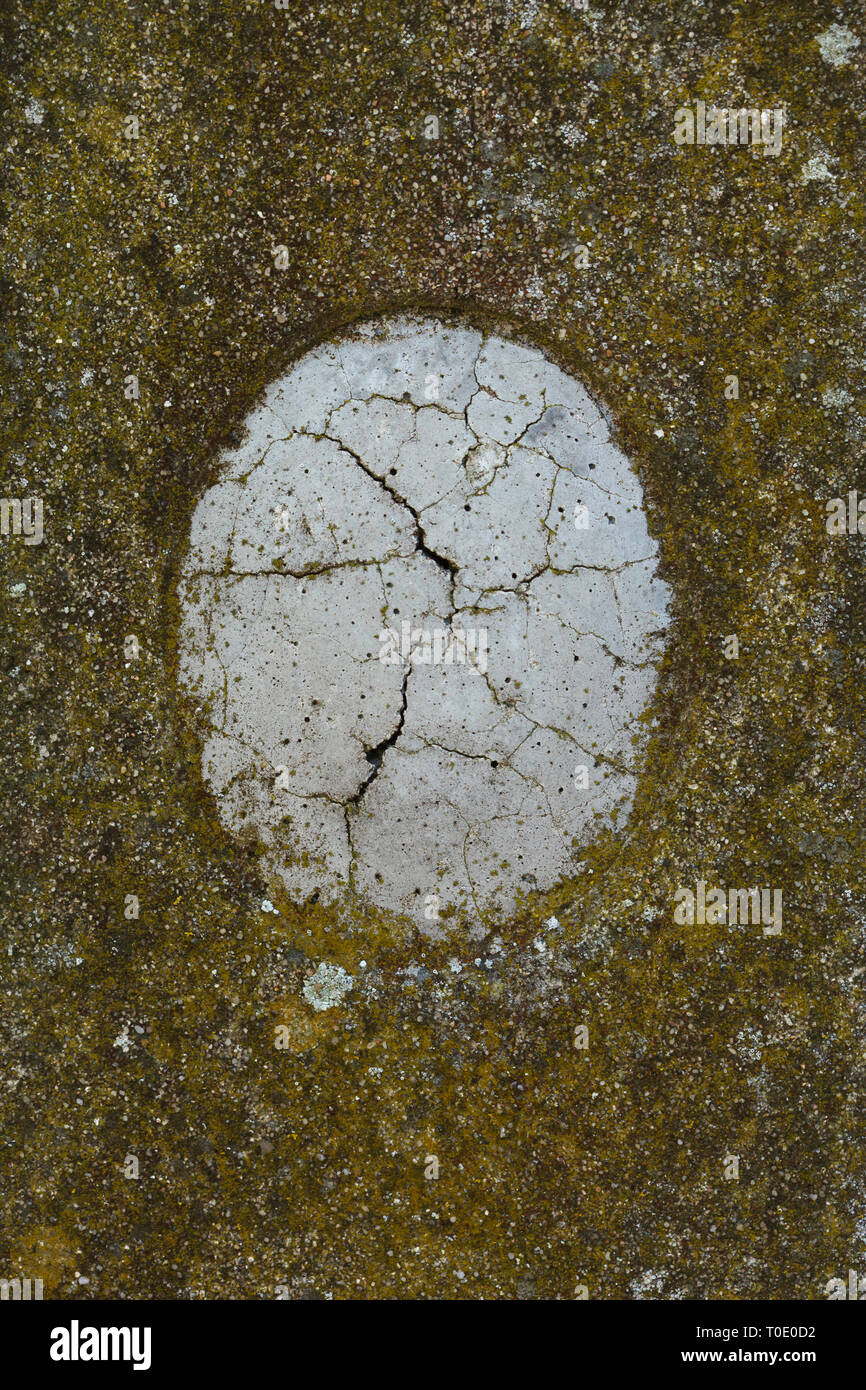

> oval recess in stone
[177,315,670,934]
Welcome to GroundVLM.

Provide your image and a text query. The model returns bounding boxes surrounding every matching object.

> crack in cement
[324,435,460,614]
[346,663,410,808]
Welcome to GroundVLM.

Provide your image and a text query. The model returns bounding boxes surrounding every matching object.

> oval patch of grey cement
[177,315,670,932]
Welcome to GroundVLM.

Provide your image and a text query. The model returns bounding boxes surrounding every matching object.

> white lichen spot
[800,155,836,183]
[630,1268,677,1300]
[815,23,860,68]
[302,962,354,1012]
[24,98,45,125]
[558,122,585,146]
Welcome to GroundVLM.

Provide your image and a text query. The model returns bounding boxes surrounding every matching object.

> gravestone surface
[179,316,670,927]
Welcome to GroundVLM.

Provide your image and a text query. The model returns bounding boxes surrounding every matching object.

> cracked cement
[178,315,670,928]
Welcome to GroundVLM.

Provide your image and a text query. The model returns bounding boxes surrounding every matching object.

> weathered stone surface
[4,0,863,1307]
